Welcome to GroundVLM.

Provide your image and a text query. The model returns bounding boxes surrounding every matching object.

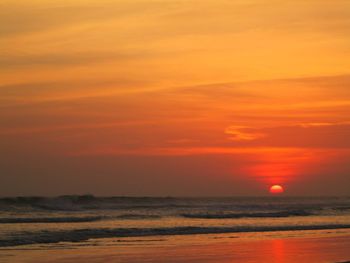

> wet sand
[1,230,350,263]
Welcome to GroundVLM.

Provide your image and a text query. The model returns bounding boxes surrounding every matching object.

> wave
[0,209,319,225]
[0,216,103,224]
[0,195,98,211]
[0,214,162,224]
[333,206,350,211]
[0,195,180,211]
[116,214,161,220]
[1,196,349,213]
[1,224,350,247]
[181,210,312,219]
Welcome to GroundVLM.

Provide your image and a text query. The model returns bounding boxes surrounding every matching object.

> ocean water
[0,196,349,248]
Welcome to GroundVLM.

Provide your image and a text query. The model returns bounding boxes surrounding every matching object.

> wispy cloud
[298,121,350,128]
[0,0,173,37]
[68,146,305,157]
[225,126,266,141]
[0,52,144,69]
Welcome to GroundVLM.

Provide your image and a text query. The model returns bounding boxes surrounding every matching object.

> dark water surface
[0,196,349,247]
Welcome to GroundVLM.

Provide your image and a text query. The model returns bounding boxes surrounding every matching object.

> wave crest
[1,224,350,247]
[181,210,312,219]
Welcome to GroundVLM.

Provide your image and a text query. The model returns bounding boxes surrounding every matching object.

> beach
[1,230,350,263]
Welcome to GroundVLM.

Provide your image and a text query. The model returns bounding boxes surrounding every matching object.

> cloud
[68,146,305,157]
[225,126,266,141]
[257,122,350,148]
[298,121,350,128]
[0,0,172,37]
[0,78,154,109]
[222,121,350,148]
[0,51,144,69]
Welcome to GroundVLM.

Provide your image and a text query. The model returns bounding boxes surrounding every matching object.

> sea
[0,196,349,248]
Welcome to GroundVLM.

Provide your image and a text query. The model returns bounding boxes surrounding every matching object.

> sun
[269,185,284,194]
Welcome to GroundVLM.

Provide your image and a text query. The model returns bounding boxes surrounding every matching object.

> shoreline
[1,229,350,263]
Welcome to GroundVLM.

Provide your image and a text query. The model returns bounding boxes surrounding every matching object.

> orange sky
[1,0,350,196]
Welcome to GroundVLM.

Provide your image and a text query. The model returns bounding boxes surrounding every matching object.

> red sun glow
[269,185,284,194]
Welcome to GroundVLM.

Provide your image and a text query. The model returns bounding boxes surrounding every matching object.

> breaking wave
[115,214,161,220]
[0,216,103,224]
[181,210,312,219]
[0,195,180,211]
[1,224,350,247]
[1,196,349,214]
[0,214,163,224]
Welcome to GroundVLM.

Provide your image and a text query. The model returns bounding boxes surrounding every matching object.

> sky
[1,0,350,196]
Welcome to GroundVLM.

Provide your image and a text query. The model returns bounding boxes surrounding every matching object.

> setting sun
[269,185,284,194]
